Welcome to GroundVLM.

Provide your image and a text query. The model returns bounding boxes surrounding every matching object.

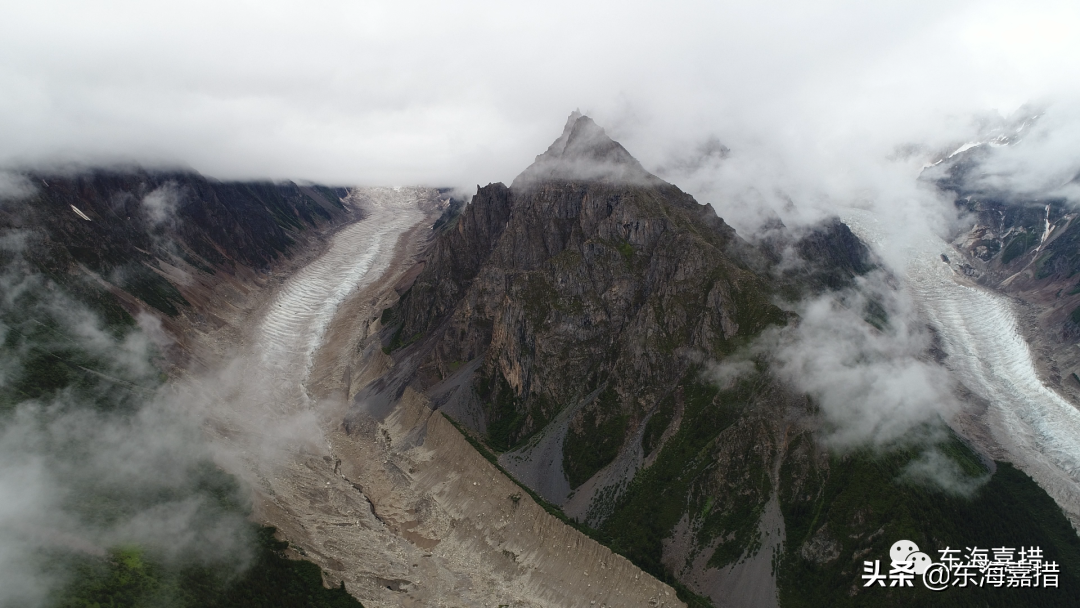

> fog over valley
[4,2,1080,608]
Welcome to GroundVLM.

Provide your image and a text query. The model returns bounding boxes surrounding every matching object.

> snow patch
[70,205,91,221]
[948,142,982,158]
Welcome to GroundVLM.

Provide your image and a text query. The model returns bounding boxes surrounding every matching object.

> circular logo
[890,539,919,564]
[908,551,933,575]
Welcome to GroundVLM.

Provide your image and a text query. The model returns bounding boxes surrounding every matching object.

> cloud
[0,0,1073,580]
[0,249,251,607]
[141,182,181,226]
[901,447,990,497]
[702,358,756,391]
[696,267,983,494]
[0,0,1079,198]
[0,172,36,201]
[949,107,1080,203]
[765,273,958,449]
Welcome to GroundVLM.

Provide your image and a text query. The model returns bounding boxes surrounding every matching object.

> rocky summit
[365,113,1080,607]
[391,113,787,459]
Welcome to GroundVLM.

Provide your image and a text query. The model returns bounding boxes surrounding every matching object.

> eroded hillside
[372,113,1080,607]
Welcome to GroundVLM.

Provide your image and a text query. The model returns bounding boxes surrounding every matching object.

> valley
[5,116,1080,608]
[180,186,682,607]
[8,4,1080,608]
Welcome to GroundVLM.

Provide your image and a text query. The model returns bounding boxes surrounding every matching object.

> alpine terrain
[3,113,1080,608]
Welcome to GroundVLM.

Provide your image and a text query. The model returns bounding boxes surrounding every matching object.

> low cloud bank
[0,236,251,607]
[703,269,983,493]
[768,275,956,449]
[3,1,1080,191]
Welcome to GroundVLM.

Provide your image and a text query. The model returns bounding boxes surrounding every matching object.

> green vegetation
[585,376,750,608]
[641,394,675,457]
[474,368,559,452]
[380,306,422,353]
[0,275,151,413]
[379,306,398,326]
[0,248,364,608]
[521,272,560,327]
[457,365,1080,608]
[355,164,1080,608]
[597,373,747,576]
[728,280,789,350]
[579,365,1080,608]
[478,369,525,451]
[440,411,716,608]
[1001,231,1039,264]
[563,386,629,489]
[53,527,363,608]
[700,445,770,570]
[616,240,635,265]
[1035,252,1057,279]
[114,262,190,317]
[864,298,890,331]
[440,412,598,537]
[778,435,1080,608]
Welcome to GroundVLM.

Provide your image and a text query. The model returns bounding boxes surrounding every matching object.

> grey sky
[3,0,1078,196]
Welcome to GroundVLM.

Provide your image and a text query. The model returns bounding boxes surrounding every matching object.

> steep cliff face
[5,170,348,300]
[376,114,1080,608]
[378,114,864,605]
[934,148,1075,286]
[393,114,785,463]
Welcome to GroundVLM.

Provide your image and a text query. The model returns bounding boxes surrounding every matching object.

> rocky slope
[13,123,1080,607]
[916,137,1080,538]
[4,169,687,608]
[391,114,786,463]
[371,113,1080,607]
[0,169,354,374]
[374,115,822,603]
[200,185,686,608]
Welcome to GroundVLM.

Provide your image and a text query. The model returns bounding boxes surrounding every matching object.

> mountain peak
[512,112,659,188]
[540,110,585,158]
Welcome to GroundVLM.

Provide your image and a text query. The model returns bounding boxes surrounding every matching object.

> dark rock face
[790,219,875,291]
[931,146,1075,285]
[754,216,876,300]
[375,114,1080,608]
[377,114,909,606]
[395,182,512,342]
[0,171,368,608]
[2,168,349,317]
[393,113,786,460]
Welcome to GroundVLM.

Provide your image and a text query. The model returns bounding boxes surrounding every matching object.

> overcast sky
[2,0,1079,202]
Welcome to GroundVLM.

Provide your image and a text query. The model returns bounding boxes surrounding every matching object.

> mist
[3,0,1080,591]
[0,1,1076,192]
[770,274,958,448]
[6,1,1076,292]
[0,235,252,607]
